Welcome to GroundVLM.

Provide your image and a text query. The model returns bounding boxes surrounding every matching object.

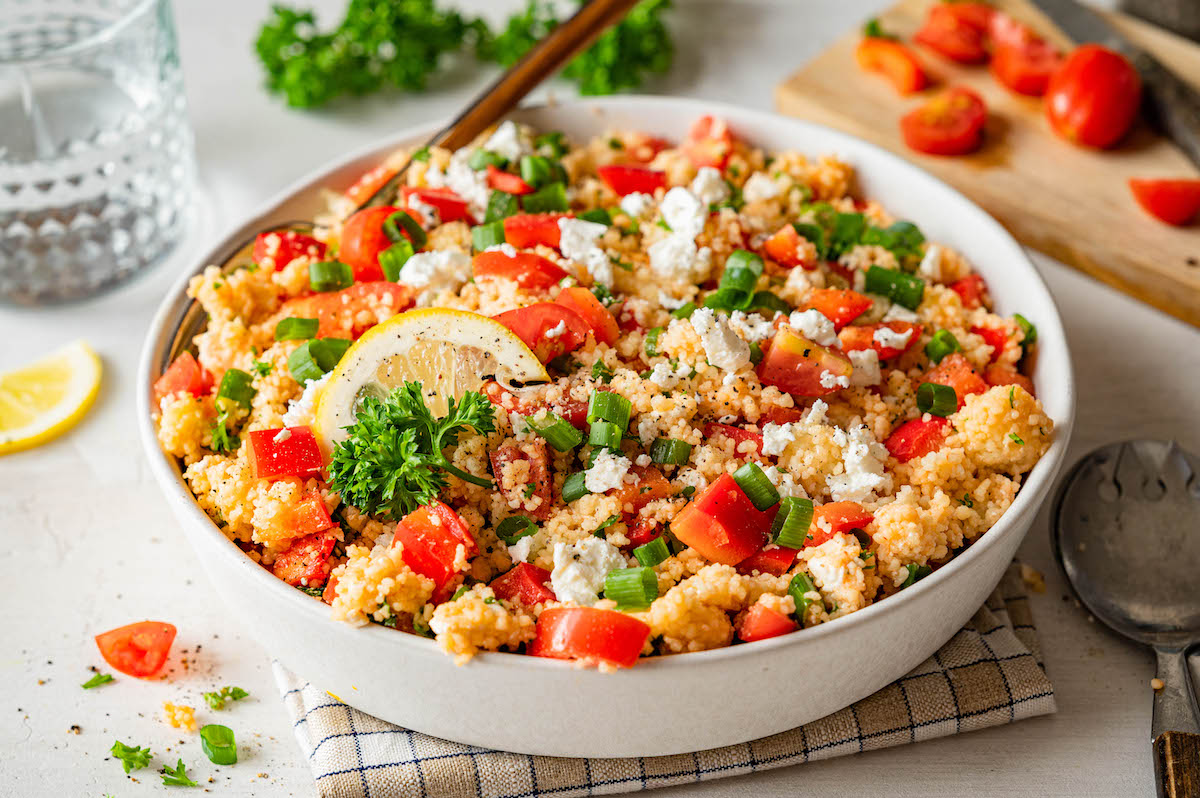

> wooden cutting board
[775,0,1200,328]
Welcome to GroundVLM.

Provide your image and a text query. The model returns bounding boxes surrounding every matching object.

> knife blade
[1031,0,1200,170]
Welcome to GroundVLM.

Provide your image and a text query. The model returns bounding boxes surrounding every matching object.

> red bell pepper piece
[246,427,324,480]
[625,519,662,550]
[345,163,398,207]
[736,603,797,643]
[885,417,952,463]
[596,165,667,197]
[950,273,990,310]
[391,501,477,589]
[528,607,651,668]
[737,544,799,576]
[291,491,336,535]
[486,164,535,195]
[670,473,775,565]
[490,562,556,605]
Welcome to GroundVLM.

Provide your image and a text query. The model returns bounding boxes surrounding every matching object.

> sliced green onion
[562,471,589,503]
[902,563,932,588]
[633,536,670,567]
[1014,313,1037,348]
[644,327,663,358]
[379,239,414,282]
[670,302,697,319]
[287,338,351,383]
[199,724,237,766]
[484,191,520,224]
[383,210,427,250]
[274,316,319,342]
[519,155,565,188]
[771,496,815,548]
[924,329,960,364]
[527,413,583,452]
[709,249,764,311]
[703,289,748,312]
[497,515,536,545]
[450,585,470,601]
[748,341,763,365]
[650,437,692,466]
[750,290,791,315]
[864,266,924,310]
[578,208,612,225]
[588,420,623,450]
[308,260,353,292]
[522,182,568,213]
[732,462,780,510]
[534,131,567,158]
[587,391,632,429]
[788,571,818,617]
[216,368,256,408]
[603,567,658,609]
[472,221,506,251]
[468,149,506,171]
[916,382,957,417]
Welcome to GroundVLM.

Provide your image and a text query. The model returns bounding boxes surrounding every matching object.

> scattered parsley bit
[111,740,153,774]
[1009,386,1016,408]
[863,17,896,39]
[299,586,324,597]
[412,612,435,638]
[608,138,624,149]
[209,399,240,454]
[483,596,497,604]
[412,146,431,162]
[252,358,273,377]
[451,585,470,602]
[656,219,672,231]
[160,758,198,787]
[590,284,617,306]
[522,482,537,499]
[82,672,114,689]
[591,360,615,383]
[594,514,621,535]
[1009,433,1025,445]
[203,686,250,711]
[960,494,974,508]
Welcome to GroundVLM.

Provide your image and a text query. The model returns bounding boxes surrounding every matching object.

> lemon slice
[313,308,547,449]
[0,340,102,456]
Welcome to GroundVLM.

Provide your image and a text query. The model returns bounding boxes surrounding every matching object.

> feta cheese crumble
[819,370,851,390]
[660,186,707,239]
[742,172,783,203]
[544,320,568,339]
[648,233,713,284]
[550,537,627,606]
[728,310,775,342]
[690,307,751,372]
[917,243,943,283]
[828,425,892,502]
[425,152,489,218]
[558,217,613,288]
[584,450,632,493]
[485,242,519,257]
[848,348,881,387]
[761,400,830,456]
[648,360,690,389]
[619,192,654,218]
[282,372,331,428]
[508,534,536,565]
[397,250,473,305]
[873,325,914,350]
[789,309,840,347]
[689,167,730,207]
[882,303,920,323]
[482,120,528,163]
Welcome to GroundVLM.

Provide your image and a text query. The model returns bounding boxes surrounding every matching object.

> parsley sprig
[328,383,495,519]
[82,672,114,689]
[160,758,198,787]
[111,740,153,773]
[203,686,250,711]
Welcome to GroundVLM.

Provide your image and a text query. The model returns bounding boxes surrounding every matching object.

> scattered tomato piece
[490,440,553,520]
[276,281,414,340]
[610,465,673,516]
[922,353,987,407]
[401,186,473,225]
[984,363,1036,396]
[737,545,799,577]
[885,416,951,462]
[291,491,336,535]
[492,302,589,363]
[597,165,667,196]
[810,501,874,547]
[949,273,990,310]
[345,163,398,207]
[529,607,651,668]
[340,205,424,282]
[95,621,177,678]
[758,325,854,397]
[1129,178,1200,226]
[762,224,815,270]
[153,352,212,403]
[391,501,477,589]
[914,3,993,64]
[554,286,619,346]
[272,532,337,587]
[486,164,535,195]
[503,213,569,249]
[839,321,922,359]
[252,231,327,271]
[704,422,764,456]
[856,36,928,95]
[473,250,569,290]
[806,288,873,330]
[670,473,775,565]
[736,603,797,642]
[901,87,988,156]
[682,115,734,169]
[490,563,557,605]
[970,325,1011,363]
[988,15,1061,96]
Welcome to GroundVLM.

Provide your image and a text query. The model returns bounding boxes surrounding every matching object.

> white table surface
[2,0,1194,795]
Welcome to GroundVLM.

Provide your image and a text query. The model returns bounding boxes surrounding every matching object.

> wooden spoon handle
[1155,731,1200,798]
[1152,648,1200,798]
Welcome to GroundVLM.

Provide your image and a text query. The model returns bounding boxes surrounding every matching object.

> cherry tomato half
[1045,44,1141,149]
[900,87,988,156]
[95,621,177,678]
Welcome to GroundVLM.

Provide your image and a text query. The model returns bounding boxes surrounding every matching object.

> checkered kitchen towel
[275,563,1054,798]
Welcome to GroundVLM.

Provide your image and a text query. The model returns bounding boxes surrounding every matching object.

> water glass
[0,0,197,304]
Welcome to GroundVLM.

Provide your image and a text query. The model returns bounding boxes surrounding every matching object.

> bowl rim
[137,94,1076,672]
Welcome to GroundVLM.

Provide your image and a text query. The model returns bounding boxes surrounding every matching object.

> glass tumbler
[0,0,197,305]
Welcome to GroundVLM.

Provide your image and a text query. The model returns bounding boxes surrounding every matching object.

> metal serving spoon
[1053,440,1200,798]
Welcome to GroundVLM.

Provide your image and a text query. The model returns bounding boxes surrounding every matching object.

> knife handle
[1131,51,1200,171]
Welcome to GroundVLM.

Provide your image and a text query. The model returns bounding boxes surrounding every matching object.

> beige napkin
[275,563,1054,798]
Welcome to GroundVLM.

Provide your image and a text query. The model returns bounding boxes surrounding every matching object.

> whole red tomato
[1045,44,1141,149]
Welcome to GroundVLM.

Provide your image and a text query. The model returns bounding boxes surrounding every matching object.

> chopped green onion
[864,266,924,310]
[81,672,113,689]
[274,316,319,341]
[644,327,663,358]
[650,437,692,466]
[633,536,670,567]
[522,182,568,213]
[484,191,520,224]
[383,210,427,250]
[288,338,351,383]
[588,420,623,450]
[603,567,658,609]
[308,260,353,292]
[199,724,237,766]
[708,249,763,311]
[468,149,506,171]
[788,571,818,617]
[217,368,256,408]
[451,585,470,601]
[702,289,747,312]
[1014,313,1037,349]
[916,382,957,417]
[671,302,697,319]
[519,155,565,188]
[472,221,506,251]
[591,360,614,383]
[771,496,815,548]
[562,471,589,503]
[924,329,961,364]
[587,391,632,429]
[496,515,536,545]
[901,563,932,588]
[379,239,415,282]
[748,341,763,365]
[578,208,612,225]
[534,131,567,158]
[527,413,583,452]
[411,147,431,162]
[732,462,780,510]
[750,290,791,315]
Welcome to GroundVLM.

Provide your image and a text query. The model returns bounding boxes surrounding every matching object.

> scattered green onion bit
[496,515,537,545]
[670,302,697,320]
[644,326,663,358]
[916,382,957,417]
[308,260,353,292]
[732,462,780,511]
[588,420,623,450]
[604,567,658,609]
[534,131,567,158]
[472,221,506,252]
[650,437,692,466]
[484,191,520,224]
[288,338,351,383]
[587,391,632,429]
[379,239,415,282]
[1014,313,1037,349]
[750,290,791,315]
[199,724,237,766]
[787,571,818,617]
[562,471,590,503]
[81,672,114,689]
[468,149,506,171]
[578,208,612,226]
[633,536,670,567]
[706,249,764,311]
[902,563,932,588]
[522,182,568,213]
[864,265,924,310]
[748,341,763,365]
[519,155,565,189]
[924,329,961,364]
[383,210,427,250]
[274,316,319,342]
[771,496,815,548]
[217,368,256,408]
[411,147,431,162]
[527,413,583,452]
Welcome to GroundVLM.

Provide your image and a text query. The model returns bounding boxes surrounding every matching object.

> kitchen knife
[1032,0,1200,169]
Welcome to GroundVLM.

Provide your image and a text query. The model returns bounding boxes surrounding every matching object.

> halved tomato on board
[988,15,1061,96]
[1128,178,1200,226]
[855,36,928,95]
[493,302,589,362]
[901,87,988,156]
[95,621,177,678]
[913,2,993,64]
[1045,44,1142,149]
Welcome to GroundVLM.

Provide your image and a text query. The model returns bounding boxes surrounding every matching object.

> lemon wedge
[313,308,547,449]
[0,340,102,455]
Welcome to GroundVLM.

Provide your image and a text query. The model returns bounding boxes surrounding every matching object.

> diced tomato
[529,606,651,668]
[984,363,1036,396]
[758,325,854,397]
[1046,45,1142,149]
[272,532,337,587]
[988,17,1061,96]
[885,416,952,462]
[736,603,797,643]
[625,519,662,550]
[554,286,619,346]
[901,87,988,156]
[486,164,534,195]
[246,427,324,480]
[474,250,569,290]
[401,186,472,224]
[855,36,928,95]
[914,2,993,64]
[1129,179,1200,226]
[493,302,589,363]
[737,544,799,576]
[760,406,808,425]
[291,491,335,535]
[597,165,667,197]
[611,465,673,516]
[839,321,922,359]
[252,231,327,271]
[810,501,874,547]
[340,205,422,282]
[625,133,672,164]
[490,440,554,520]
[277,281,414,340]
[922,353,987,407]
[763,224,816,270]
[345,163,398,207]
[503,213,569,249]
[95,621,177,678]
[704,423,764,456]
[682,115,734,169]
[971,325,1011,363]
[670,473,775,565]
[949,273,990,310]
[321,573,339,604]
[483,381,589,430]
[490,562,557,605]
[806,289,873,330]
[391,501,477,589]
[153,352,212,402]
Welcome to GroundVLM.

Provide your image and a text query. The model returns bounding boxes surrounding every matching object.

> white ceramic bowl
[138,96,1075,758]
